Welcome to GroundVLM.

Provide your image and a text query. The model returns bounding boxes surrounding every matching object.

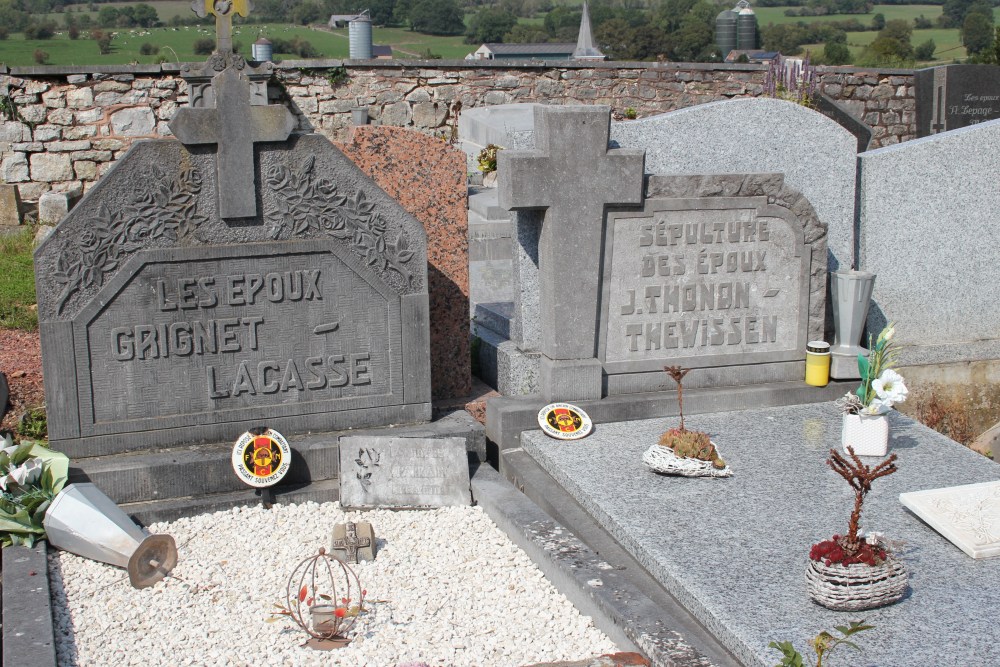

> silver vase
[830,270,875,380]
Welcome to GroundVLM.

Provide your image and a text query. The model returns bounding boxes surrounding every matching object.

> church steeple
[573,2,606,60]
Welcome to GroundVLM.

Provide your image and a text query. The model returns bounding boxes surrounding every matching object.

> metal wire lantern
[281,547,366,642]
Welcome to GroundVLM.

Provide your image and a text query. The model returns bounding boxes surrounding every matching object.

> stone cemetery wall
[1,61,915,209]
[857,117,1000,366]
[337,126,470,400]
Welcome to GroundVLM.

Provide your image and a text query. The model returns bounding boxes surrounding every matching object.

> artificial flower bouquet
[839,323,908,416]
[0,432,69,547]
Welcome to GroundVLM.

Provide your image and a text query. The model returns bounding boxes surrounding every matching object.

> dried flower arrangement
[805,449,907,610]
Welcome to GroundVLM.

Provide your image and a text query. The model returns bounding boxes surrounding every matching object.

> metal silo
[737,5,758,51]
[252,37,273,62]
[715,9,738,60]
[349,13,373,60]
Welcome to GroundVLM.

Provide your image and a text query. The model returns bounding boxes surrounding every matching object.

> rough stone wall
[0,61,915,207]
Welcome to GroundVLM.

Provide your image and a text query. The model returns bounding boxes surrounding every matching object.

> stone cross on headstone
[169,0,294,220]
[331,522,372,564]
[190,0,250,55]
[499,106,644,400]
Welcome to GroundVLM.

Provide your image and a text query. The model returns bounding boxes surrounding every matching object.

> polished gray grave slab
[521,402,1000,667]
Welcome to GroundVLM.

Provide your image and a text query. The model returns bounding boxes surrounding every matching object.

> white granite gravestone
[338,436,471,509]
[900,481,1000,559]
[857,117,1000,365]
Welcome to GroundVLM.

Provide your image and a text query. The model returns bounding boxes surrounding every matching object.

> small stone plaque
[338,436,471,509]
[331,521,376,563]
[537,403,593,440]
[900,481,1000,559]
[231,428,291,487]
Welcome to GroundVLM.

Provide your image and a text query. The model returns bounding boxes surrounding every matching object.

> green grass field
[43,0,203,24]
[0,23,475,66]
[753,4,945,26]
[0,227,38,331]
[753,4,997,65]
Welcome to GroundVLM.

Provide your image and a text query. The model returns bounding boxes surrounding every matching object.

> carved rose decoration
[264,155,417,287]
[52,163,207,314]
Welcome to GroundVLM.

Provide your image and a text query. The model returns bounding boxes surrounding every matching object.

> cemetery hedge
[0,226,38,331]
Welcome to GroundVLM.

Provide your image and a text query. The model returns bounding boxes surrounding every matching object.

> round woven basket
[642,444,733,478]
[805,557,908,611]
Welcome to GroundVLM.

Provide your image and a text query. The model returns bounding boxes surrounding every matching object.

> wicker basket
[642,444,733,478]
[805,557,908,611]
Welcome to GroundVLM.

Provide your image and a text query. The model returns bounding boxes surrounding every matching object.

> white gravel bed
[49,502,618,666]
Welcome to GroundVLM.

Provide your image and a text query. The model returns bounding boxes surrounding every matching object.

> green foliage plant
[0,225,39,331]
[659,366,725,468]
[0,432,69,548]
[477,144,501,173]
[17,406,47,440]
[326,65,349,87]
[624,107,637,119]
[769,620,874,667]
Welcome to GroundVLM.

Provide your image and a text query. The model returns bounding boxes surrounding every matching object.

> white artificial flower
[863,398,893,415]
[8,459,43,487]
[873,369,908,405]
[0,475,9,492]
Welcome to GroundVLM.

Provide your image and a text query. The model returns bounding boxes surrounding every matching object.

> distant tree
[91,29,112,54]
[962,9,994,55]
[870,12,885,30]
[24,20,57,39]
[0,27,8,40]
[139,41,159,55]
[291,1,323,25]
[914,38,936,60]
[504,23,549,43]
[97,5,119,27]
[824,40,851,64]
[77,14,93,29]
[913,14,933,29]
[33,48,48,64]
[761,23,807,55]
[543,5,581,39]
[68,24,79,39]
[465,7,518,44]
[596,18,668,60]
[407,0,464,35]
[132,3,159,28]
[0,0,29,33]
[193,37,215,54]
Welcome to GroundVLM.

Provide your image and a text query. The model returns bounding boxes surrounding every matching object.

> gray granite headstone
[34,52,431,457]
[857,117,1000,365]
[338,436,471,509]
[600,173,827,395]
[611,98,857,271]
[498,105,644,401]
[916,65,1000,138]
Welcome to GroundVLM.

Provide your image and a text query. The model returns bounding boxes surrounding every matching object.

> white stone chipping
[49,502,618,667]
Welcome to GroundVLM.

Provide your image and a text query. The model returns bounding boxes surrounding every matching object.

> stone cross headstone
[499,105,644,400]
[33,18,431,457]
[916,65,1000,138]
[170,1,293,220]
[331,521,376,563]
[338,436,471,509]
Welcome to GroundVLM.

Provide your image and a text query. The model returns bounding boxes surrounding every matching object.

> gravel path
[0,329,43,432]
[49,502,618,666]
